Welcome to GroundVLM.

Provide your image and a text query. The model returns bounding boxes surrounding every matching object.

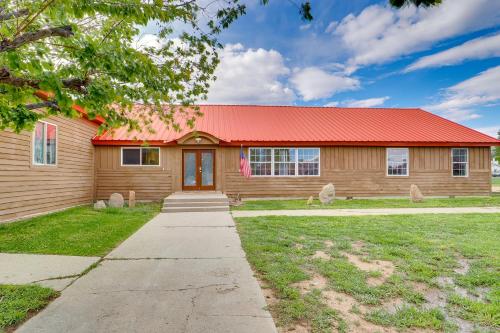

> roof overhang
[91,140,499,147]
[219,141,499,147]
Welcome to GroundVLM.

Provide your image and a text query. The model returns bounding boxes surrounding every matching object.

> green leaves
[0,0,245,132]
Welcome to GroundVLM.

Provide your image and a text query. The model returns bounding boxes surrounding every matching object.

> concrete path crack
[87,283,239,295]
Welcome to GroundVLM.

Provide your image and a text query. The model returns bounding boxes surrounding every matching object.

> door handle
[199,166,202,173]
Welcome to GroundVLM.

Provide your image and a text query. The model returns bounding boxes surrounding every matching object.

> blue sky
[143,0,500,137]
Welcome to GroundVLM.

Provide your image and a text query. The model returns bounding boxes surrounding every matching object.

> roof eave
[91,139,500,147]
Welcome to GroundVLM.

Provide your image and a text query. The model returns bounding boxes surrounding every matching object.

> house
[1,105,499,222]
[493,160,500,176]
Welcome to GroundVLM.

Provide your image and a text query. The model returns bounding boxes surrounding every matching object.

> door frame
[182,149,216,191]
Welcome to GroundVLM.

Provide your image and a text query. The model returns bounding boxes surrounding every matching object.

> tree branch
[0,9,29,21]
[61,77,89,94]
[0,66,89,93]
[0,25,73,52]
[25,101,59,110]
[0,67,39,88]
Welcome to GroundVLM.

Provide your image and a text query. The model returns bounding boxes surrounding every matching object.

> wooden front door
[182,149,215,190]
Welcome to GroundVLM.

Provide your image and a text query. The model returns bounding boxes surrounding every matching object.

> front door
[182,149,215,190]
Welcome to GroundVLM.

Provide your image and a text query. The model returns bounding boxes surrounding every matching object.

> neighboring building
[493,160,500,176]
[1,105,499,222]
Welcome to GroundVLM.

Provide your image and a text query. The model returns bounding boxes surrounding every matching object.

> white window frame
[32,121,58,166]
[248,147,320,177]
[121,147,161,166]
[451,148,469,177]
[386,148,409,177]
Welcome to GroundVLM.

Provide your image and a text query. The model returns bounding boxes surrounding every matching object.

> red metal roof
[92,105,500,147]
[35,91,105,125]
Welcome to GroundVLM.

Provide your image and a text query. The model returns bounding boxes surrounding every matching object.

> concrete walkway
[17,212,276,333]
[0,253,99,291]
[232,206,500,217]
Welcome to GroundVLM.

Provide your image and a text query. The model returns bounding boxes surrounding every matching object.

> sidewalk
[232,206,500,217]
[0,253,99,291]
[17,212,276,333]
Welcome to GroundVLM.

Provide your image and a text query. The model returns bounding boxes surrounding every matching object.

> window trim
[248,147,321,177]
[451,148,469,178]
[386,148,409,177]
[32,121,58,167]
[120,147,161,166]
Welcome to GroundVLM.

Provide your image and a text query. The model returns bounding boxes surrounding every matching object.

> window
[274,148,296,176]
[122,147,160,166]
[298,148,320,176]
[452,148,468,177]
[249,148,272,176]
[33,121,57,165]
[387,148,409,176]
[249,148,320,177]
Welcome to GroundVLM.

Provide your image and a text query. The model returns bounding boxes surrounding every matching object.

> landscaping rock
[306,196,314,206]
[410,184,424,203]
[93,200,106,210]
[319,183,335,204]
[109,193,124,208]
[129,191,136,208]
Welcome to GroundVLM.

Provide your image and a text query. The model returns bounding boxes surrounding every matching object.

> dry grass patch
[237,213,500,332]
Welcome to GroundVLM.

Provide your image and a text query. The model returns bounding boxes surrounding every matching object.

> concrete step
[164,201,229,208]
[164,197,229,204]
[161,206,229,213]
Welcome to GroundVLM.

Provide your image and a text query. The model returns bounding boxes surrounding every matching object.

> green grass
[232,196,500,211]
[0,284,57,332]
[0,203,161,257]
[236,213,500,332]
[493,177,500,185]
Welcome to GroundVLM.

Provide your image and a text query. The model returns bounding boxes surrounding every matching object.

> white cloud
[290,67,360,101]
[474,126,500,138]
[333,0,500,68]
[324,101,339,107]
[325,21,338,34]
[426,66,500,121]
[343,96,390,108]
[206,44,295,104]
[406,33,500,72]
[134,34,163,50]
[299,23,312,31]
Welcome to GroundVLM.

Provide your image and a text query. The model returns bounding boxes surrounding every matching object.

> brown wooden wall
[94,145,491,200]
[222,147,491,197]
[0,116,98,223]
[94,146,173,201]
[95,145,225,200]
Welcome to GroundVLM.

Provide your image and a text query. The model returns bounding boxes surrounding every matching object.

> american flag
[240,146,251,178]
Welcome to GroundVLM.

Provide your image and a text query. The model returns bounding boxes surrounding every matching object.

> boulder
[410,184,424,203]
[109,193,124,208]
[93,200,106,210]
[306,196,314,206]
[128,190,136,208]
[319,183,335,204]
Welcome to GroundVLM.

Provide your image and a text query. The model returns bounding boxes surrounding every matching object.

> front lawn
[236,213,500,332]
[493,177,500,185]
[0,203,161,257]
[233,196,500,211]
[0,284,57,332]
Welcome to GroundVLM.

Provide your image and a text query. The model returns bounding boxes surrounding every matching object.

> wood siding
[223,147,491,197]
[95,145,225,200]
[95,146,173,201]
[0,116,98,223]
[95,145,491,200]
